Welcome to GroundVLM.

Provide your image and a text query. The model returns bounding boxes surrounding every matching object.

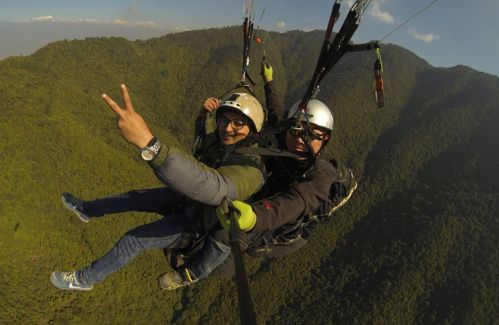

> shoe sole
[158,272,193,291]
[61,195,89,223]
[158,274,179,291]
[331,178,358,213]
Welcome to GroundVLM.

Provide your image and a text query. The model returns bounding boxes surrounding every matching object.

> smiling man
[51,86,267,291]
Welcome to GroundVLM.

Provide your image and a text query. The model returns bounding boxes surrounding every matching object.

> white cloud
[22,16,162,29]
[77,18,99,24]
[409,28,440,43]
[27,16,99,24]
[31,16,55,22]
[276,21,286,30]
[369,2,395,24]
[111,19,161,28]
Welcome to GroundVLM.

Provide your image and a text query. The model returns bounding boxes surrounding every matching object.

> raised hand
[102,84,154,149]
[260,59,273,83]
[202,97,221,113]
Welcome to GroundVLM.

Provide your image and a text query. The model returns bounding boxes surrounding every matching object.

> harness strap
[220,197,258,325]
[234,146,303,159]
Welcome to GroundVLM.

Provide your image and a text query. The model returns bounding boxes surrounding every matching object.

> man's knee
[210,228,231,245]
[209,255,235,278]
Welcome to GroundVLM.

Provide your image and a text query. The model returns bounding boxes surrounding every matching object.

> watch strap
[146,136,158,147]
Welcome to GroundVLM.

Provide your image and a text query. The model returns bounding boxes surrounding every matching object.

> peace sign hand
[102,84,154,149]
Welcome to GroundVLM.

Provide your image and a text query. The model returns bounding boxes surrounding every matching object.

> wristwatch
[140,137,161,161]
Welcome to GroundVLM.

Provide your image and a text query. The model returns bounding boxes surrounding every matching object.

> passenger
[51,85,266,291]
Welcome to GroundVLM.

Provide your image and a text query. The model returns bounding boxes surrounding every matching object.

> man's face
[217,111,251,145]
[285,123,329,156]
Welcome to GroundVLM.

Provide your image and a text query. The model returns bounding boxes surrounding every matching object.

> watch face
[140,138,160,161]
[141,149,155,161]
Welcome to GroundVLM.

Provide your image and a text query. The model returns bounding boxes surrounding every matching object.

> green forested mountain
[0,26,497,324]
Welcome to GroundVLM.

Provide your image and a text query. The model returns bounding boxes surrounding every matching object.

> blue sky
[0,0,498,76]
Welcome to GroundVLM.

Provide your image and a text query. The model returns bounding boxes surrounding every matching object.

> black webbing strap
[241,16,256,89]
[300,0,372,107]
[221,197,258,325]
[300,0,341,109]
[233,146,302,159]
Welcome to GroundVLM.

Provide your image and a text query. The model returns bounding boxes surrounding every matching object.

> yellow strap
[376,48,384,72]
[184,268,194,283]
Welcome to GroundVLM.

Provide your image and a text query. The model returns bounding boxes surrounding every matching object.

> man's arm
[102,84,265,205]
[261,61,286,126]
[150,146,265,205]
[251,159,338,232]
[264,81,286,126]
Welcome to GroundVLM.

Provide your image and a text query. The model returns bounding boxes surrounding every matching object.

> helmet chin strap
[289,109,318,160]
[304,137,317,160]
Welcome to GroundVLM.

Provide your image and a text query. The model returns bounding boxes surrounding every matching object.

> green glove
[261,60,273,83]
[216,200,257,232]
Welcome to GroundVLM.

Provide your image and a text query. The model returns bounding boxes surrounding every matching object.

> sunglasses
[289,127,329,141]
[217,116,247,130]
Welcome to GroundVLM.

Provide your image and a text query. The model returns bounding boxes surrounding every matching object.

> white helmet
[218,92,264,132]
[287,99,334,132]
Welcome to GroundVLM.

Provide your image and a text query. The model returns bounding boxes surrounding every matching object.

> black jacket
[250,81,340,237]
[252,157,337,233]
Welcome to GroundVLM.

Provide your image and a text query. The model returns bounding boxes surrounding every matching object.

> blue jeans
[81,187,181,218]
[184,235,231,280]
[184,226,265,280]
[187,228,309,279]
[77,205,221,285]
